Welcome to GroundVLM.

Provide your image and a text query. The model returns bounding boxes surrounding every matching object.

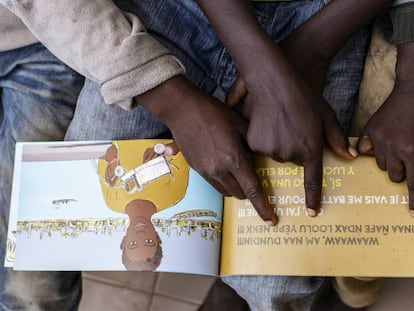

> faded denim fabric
[65,1,370,311]
[0,43,83,310]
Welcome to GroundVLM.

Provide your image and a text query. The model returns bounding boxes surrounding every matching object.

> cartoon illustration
[120,199,163,270]
[98,140,190,271]
[8,140,222,273]
[52,199,78,209]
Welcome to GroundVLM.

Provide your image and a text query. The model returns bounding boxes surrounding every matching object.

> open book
[5,139,412,277]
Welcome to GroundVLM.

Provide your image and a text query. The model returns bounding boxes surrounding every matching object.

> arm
[358,2,414,215]
[2,1,276,223]
[223,0,392,103]
[197,0,391,88]
[1,0,184,109]
[227,0,393,147]
[137,76,277,225]
[198,0,388,215]
[196,0,327,216]
[280,0,392,93]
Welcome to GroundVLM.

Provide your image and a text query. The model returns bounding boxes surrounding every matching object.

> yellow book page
[220,149,411,277]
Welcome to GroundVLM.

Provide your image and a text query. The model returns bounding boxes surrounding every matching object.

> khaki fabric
[350,22,397,137]
[337,21,399,309]
[333,277,384,309]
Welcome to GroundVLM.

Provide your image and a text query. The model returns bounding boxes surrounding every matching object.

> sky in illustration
[18,160,223,220]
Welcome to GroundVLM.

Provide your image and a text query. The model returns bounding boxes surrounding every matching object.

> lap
[222,275,327,311]
[66,3,371,311]
[0,43,83,311]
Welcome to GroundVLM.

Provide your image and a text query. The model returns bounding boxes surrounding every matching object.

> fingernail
[307,208,317,217]
[409,209,414,218]
[265,220,275,226]
[348,145,358,158]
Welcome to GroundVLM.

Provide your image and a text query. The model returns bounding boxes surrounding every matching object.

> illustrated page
[7,140,223,275]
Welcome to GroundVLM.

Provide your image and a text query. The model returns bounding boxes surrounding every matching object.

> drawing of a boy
[98,140,190,271]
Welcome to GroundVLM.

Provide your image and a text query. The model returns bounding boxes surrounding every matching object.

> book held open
[5,139,412,277]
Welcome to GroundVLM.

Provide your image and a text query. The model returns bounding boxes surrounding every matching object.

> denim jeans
[66,0,369,142]
[65,1,370,311]
[0,43,83,310]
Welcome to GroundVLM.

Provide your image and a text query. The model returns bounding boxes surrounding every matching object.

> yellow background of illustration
[98,140,190,214]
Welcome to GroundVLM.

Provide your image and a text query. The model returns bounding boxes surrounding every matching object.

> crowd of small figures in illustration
[6,211,221,262]
[14,209,222,241]
[152,209,222,241]
[6,218,129,262]
[16,218,129,239]
[153,218,222,241]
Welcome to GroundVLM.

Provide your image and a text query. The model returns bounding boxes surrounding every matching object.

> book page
[220,149,411,277]
[7,140,222,275]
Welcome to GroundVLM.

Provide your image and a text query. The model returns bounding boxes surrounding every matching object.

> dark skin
[196,0,392,216]
[135,0,391,224]
[136,76,277,225]
[358,41,414,215]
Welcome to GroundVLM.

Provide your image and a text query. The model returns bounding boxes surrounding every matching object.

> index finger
[303,155,323,217]
[406,164,414,217]
[226,77,247,108]
[232,157,278,225]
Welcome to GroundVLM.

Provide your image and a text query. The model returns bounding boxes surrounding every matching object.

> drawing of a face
[123,216,160,262]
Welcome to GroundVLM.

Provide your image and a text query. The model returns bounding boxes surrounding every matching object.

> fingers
[325,122,357,160]
[321,100,358,159]
[357,134,414,217]
[202,155,277,225]
[373,145,387,171]
[215,171,246,199]
[386,156,406,183]
[224,107,249,141]
[226,77,248,108]
[203,176,232,198]
[357,135,374,156]
[232,157,278,225]
[303,155,323,217]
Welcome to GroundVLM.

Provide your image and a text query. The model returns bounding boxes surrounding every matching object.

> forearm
[196,0,391,81]
[395,41,414,85]
[282,0,392,60]
[196,0,289,78]
[136,76,195,125]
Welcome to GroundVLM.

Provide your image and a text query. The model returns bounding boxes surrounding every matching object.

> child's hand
[358,42,414,215]
[358,80,414,215]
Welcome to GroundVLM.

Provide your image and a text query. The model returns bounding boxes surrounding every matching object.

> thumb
[221,104,249,141]
[321,99,358,160]
[357,132,374,155]
[233,158,278,226]
[226,77,248,108]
